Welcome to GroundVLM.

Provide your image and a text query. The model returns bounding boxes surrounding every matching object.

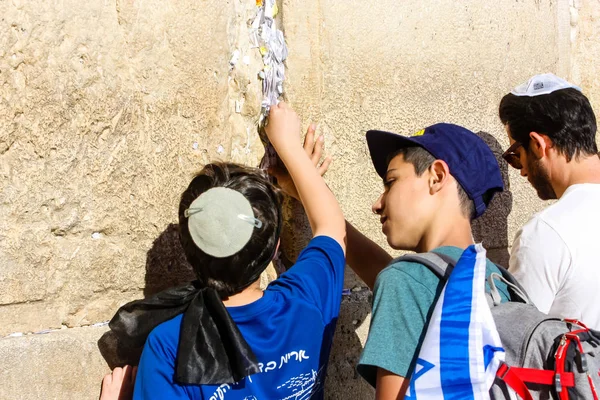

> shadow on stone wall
[471,131,513,267]
[275,197,375,398]
[98,223,196,368]
[325,292,375,399]
[141,223,196,297]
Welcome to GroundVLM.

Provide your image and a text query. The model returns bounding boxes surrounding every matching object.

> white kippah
[184,187,262,258]
[511,73,582,97]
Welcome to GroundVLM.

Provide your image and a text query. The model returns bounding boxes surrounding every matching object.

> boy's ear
[429,160,450,194]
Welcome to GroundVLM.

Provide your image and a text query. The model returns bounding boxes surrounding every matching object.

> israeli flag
[407,244,505,399]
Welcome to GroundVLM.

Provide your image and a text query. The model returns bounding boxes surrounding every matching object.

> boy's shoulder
[273,234,345,287]
[371,258,443,314]
[300,235,345,256]
[147,313,184,349]
[266,235,345,323]
[375,255,445,294]
[381,245,501,274]
[374,246,509,301]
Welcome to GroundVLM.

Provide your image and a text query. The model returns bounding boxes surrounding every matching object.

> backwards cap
[367,123,504,218]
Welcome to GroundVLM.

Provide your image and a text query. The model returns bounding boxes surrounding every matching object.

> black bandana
[107,281,260,385]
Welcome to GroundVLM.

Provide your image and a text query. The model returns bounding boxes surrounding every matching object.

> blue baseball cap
[366,123,504,218]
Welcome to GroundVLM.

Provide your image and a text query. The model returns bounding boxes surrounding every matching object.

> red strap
[497,363,535,400]
[556,336,571,400]
[565,332,600,400]
[510,367,575,387]
[564,319,589,330]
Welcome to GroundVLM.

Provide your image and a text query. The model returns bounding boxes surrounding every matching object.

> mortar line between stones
[1,286,374,339]
[3,320,110,339]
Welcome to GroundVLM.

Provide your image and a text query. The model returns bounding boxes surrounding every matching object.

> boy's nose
[372,194,384,215]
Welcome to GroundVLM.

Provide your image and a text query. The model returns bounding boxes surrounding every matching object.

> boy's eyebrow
[383,169,397,181]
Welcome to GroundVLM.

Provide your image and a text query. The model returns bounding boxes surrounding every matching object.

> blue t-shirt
[133,235,345,400]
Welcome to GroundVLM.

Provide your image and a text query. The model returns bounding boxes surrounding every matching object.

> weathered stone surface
[0,326,110,400]
[566,2,600,252]
[281,0,570,275]
[1,0,598,399]
[325,291,375,400]
[0,0,573,333]
[0,0,265,335]
[572,0,600,114]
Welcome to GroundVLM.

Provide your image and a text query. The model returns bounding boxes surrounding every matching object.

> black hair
[387,147,475,220]
[499,88,597,161]
[178,162,282,298]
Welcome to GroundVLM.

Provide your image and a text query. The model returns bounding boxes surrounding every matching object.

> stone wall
[571,0,600,114]
[0,0,593,398]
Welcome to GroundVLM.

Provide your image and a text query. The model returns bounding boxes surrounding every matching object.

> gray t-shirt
[356,246,510,387]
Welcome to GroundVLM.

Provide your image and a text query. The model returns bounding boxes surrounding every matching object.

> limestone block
[571,0,600,114]
[0,0,265,334]
[281,0,571,272]
[0,326,110,400]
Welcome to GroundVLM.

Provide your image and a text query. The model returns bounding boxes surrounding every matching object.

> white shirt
[510,184,600,330]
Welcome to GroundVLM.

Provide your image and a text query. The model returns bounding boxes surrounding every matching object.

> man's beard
[528,157,557,200]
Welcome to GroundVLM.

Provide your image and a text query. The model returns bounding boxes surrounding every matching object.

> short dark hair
[178,162,282,298]
[386,147,475,220]
[499,88,597,161]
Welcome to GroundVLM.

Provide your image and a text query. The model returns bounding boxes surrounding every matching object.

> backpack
[396,251,600,400]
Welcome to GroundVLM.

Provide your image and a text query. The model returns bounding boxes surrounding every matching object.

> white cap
[184,187,262,258]
[511,73,582,97]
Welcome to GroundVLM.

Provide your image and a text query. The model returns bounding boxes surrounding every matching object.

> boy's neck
[222,280,263,307]
[415,214,474,253]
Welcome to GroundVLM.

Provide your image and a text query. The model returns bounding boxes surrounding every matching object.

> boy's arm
[357,267,435,394]
[346,221,391,289]
[376,369,409,400]
[266,102,346,252]
[268,122,390,288]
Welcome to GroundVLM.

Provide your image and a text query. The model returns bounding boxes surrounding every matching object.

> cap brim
[366,130,423,178]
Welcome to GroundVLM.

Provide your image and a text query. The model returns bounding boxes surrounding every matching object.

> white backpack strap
[487,272,531,305]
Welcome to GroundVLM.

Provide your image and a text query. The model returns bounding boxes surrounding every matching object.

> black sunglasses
[502,141,523,169]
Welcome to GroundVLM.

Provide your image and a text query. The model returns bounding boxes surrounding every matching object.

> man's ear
[529,131,552,159]
[429,160,450,194]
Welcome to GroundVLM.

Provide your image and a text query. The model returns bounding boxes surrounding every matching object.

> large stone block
[0,326,110,400]
[571,0,600,116]
[281,0,571,271]
[0,0,265,335]
[0,295,374,400]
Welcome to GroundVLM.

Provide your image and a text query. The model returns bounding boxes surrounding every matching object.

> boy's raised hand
[100,366,137,400]
[264,101,345,252]
[265,102,303,155]
[269,123,332,200]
